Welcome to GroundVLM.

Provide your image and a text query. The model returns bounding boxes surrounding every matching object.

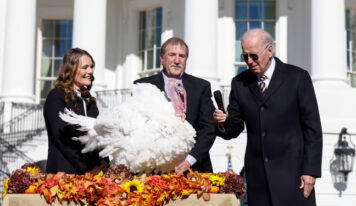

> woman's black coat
[44,88,108,174]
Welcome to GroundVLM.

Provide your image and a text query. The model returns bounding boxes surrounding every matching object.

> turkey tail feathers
[59,108,96,131]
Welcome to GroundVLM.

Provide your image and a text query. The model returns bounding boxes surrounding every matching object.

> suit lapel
[262,58,286,103]
[247,72,263,101]
[156,72,165,92]
[182,73,193,123]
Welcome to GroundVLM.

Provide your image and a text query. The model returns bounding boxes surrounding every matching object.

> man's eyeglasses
[240,44,270,61]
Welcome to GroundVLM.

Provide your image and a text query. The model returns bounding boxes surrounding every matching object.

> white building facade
[1,0,356,205]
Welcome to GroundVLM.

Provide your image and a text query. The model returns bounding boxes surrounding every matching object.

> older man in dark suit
[134,37,216,173]
[213,29,322,206]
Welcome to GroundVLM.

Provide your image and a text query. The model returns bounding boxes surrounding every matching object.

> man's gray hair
[241,28,274,47]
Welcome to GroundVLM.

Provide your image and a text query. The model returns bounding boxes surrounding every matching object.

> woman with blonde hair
[44,48,108,174]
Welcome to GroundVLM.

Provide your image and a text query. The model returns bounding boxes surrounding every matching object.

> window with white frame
[346,10,356,87]
[138,7,162,77]
[234,0,276,74]
[38,19,73,104]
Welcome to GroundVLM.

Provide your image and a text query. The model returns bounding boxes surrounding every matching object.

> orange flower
[103,182,120,196]
[145,175,168,190]
[24,183,38,194]
[44,178,59,188]
[209,186,219,193]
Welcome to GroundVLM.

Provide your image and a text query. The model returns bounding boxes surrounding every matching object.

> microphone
[213,90,225,114]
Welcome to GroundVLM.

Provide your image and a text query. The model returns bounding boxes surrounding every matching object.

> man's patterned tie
[258,75,267,95]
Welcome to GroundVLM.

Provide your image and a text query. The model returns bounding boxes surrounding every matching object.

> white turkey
[59,83,196,174]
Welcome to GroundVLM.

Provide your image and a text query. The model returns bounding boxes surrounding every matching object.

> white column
[217,0,236,86]
[0,0,6,94]
[184,0,219,86]
[123,6,140,88]
[162,0,185,42]
[73,0,107,90]
[162,0,175,42]
[275,0,288,63]
[0,0,36,103]
[275,16,287,62]
[311,0,348,86]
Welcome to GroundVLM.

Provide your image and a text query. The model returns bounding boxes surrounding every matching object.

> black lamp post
[330,128,355,197]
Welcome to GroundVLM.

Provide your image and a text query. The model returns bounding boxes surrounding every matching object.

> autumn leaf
[202,193,211,201]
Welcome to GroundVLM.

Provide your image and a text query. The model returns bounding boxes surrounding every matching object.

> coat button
[261,132,266,137]
[260,107,265,112]
[264,157,269,163]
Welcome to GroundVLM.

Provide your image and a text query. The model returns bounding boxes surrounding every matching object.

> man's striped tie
[258,75,267,95]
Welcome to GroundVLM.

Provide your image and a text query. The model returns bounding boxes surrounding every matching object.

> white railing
[95,89,132,110]
[0,102,44,133]
[0,102,43,202]
[96,87,233,111]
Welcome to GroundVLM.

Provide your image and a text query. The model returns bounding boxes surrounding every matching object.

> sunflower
[123,178,143,194]
[209,175,225,186]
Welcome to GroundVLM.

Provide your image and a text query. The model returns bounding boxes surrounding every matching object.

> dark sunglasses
[240,44,270,61]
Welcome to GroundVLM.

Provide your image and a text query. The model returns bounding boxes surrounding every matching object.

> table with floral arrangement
[2,163,245,206]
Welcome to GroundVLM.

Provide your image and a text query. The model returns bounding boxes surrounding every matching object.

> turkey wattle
[59,83,196,173]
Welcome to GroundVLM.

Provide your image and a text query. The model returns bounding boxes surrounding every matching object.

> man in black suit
[134,37,216,173]
[214,29,322,206]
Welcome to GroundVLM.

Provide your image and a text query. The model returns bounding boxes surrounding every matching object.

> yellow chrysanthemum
[95,171,104,177]
[209,175,225,186]
[26,167,39,176]
[2,178,9,198]
[123,178,143,194]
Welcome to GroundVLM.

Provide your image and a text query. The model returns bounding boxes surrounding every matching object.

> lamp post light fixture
[226,145,233,171]
[330,128,355,197]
